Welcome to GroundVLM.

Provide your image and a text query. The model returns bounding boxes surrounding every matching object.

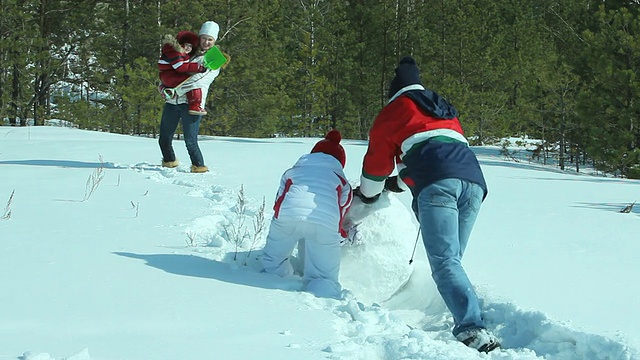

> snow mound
[340,192,418,304]
[20,348,90,360]
[484,301,640,360]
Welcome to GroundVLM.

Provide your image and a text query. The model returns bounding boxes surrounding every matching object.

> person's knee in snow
[305,278,342,299]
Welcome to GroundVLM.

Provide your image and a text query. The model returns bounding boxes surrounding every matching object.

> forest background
[2,0,640,178]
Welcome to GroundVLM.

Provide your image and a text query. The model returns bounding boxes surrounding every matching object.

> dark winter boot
[455,328,501,353]
[187,88,207,115]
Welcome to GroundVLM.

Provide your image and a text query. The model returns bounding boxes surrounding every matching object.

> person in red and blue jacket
[261,130,353,299]
[354,57,500,353]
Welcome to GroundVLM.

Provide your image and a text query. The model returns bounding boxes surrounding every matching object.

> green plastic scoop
[203,46,227,70]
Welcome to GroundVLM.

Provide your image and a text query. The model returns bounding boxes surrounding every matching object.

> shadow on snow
[113,251,303,292]
[0,159,162,171]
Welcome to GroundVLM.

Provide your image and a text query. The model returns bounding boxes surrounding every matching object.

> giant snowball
[340,192,418,304]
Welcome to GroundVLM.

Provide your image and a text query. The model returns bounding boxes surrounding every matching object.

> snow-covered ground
[1,126,638,360]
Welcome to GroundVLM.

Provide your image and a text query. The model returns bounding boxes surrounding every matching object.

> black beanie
[388,56,423,99]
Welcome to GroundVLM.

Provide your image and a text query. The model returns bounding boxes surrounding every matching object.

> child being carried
[157,30,208,115]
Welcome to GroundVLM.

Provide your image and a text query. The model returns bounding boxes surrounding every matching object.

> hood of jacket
[161,34,185,54]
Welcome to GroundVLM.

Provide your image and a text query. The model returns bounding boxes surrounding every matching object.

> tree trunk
[11,64,20,126]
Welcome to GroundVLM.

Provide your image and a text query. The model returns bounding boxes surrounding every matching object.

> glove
[384,176,405,193]
[221,52,231,69]
[340,221,362,246]
[353,186,380,204]
[159,85,176,101]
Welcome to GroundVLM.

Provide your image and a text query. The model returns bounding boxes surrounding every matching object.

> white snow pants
[261,218,342,299]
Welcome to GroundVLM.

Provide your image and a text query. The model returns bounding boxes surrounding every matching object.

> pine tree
[578,4,640,177]
[0,0,33,125]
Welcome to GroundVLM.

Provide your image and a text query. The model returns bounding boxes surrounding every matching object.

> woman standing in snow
[354,57,500,353]
[158,20,225,173]
[261,130,353,299]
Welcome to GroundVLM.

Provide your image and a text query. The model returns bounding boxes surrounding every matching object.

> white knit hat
[199,21,220,40]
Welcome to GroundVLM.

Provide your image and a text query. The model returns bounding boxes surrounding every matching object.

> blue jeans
[158,103,205,167]
[416,178,485,335]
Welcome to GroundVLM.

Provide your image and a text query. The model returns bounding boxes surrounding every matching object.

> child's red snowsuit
[158,31,207,115]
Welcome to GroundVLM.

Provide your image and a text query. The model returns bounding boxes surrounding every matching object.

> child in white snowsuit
[261,130,353,299]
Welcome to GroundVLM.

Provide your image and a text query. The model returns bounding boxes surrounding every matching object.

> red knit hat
[311,129,346,167]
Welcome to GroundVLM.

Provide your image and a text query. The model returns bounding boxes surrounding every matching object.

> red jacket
[360,92,486,199]
[158,37,203,88]
[363,95,465,179]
